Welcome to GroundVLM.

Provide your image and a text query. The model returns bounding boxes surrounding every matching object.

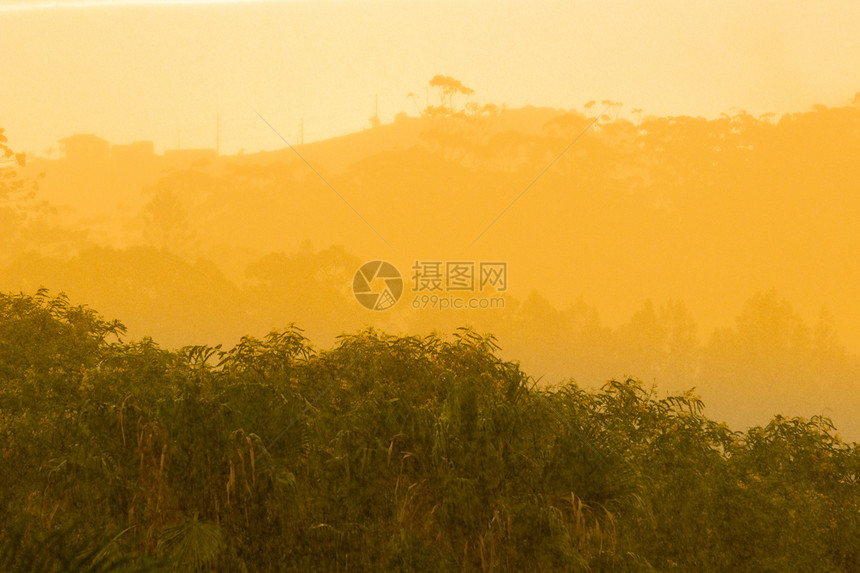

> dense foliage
[1,290,858,572]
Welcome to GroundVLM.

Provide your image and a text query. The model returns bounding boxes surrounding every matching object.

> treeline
[5,97,860,440]
[3,245,859,440]
[1,290,858,572]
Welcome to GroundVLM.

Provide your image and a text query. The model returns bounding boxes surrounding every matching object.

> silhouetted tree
[143,188,195,253]
[428,75,474,113]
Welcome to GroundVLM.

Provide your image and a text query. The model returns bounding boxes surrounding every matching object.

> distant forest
[3,85,860,439]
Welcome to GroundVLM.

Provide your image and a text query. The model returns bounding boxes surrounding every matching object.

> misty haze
[1,1,859,571]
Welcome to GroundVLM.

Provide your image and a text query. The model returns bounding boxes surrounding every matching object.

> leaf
[156,518,224,571]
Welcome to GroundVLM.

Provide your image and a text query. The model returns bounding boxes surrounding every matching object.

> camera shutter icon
[353,260,403,311]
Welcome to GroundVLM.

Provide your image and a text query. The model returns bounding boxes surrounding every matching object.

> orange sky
[3,0,860,156]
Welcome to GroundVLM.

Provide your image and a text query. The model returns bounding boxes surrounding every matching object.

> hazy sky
[3,0,860,155]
